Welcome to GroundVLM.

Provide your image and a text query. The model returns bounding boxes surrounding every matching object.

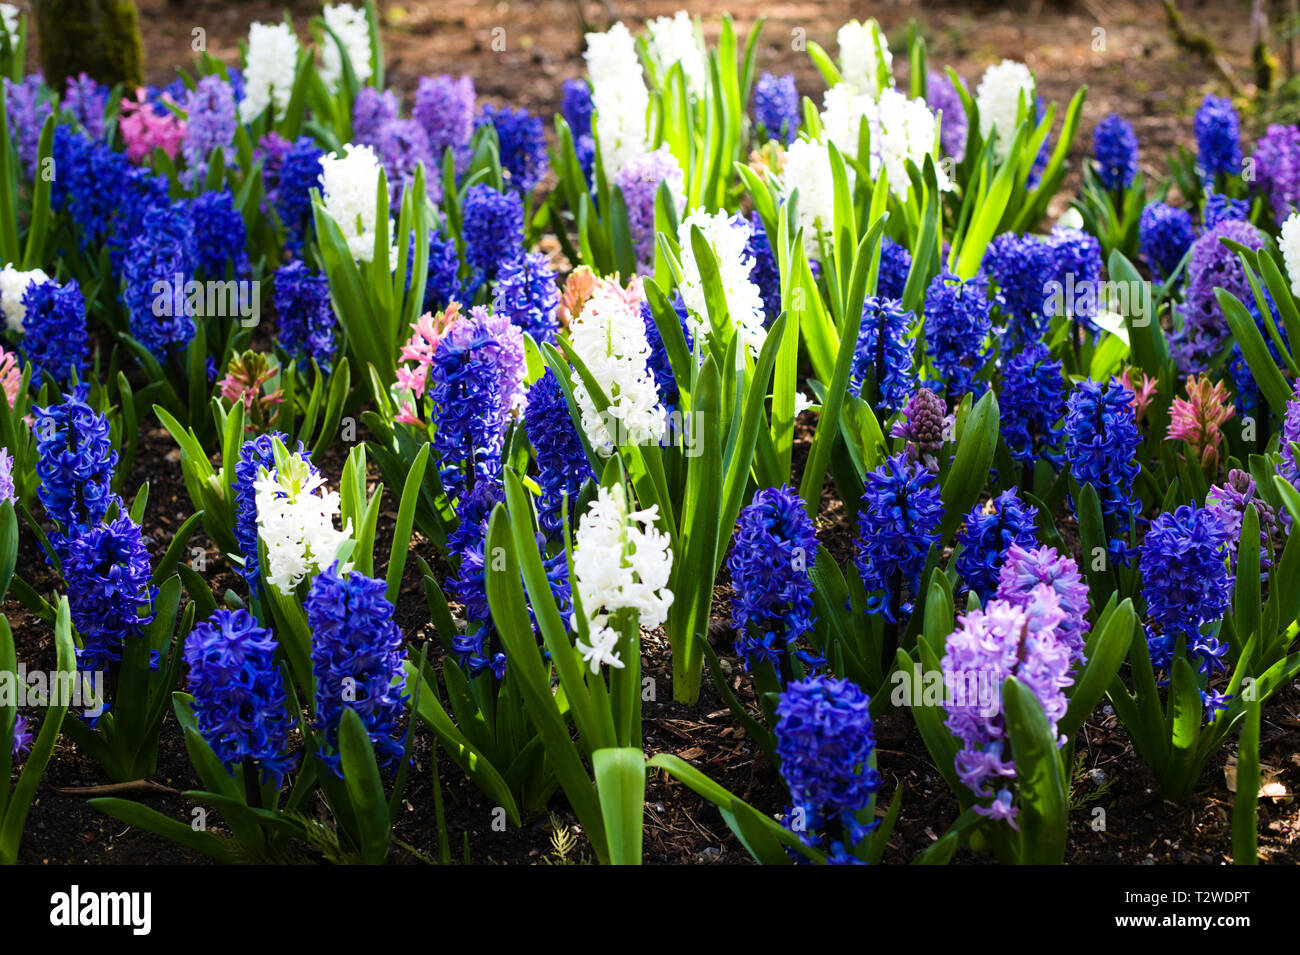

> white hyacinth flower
[569,278,666,456]
[820,82,874,159]
[780,138,838,258]
[255,453,353,595]
[239,21,300,123]
[821,84,948,198]
[0,264,49,332]
[584,22,650,177]
[571,484,675,659]
[319,3,373,90]
[1280,212,1300,296]
[837,19,892,97]
[677,209,767,356]
[319,143,395,263]
[575,624,626,674]
[868,89,951,195]
[646,11,708,98]
[975,59,1035,164]
[0,4,19,39]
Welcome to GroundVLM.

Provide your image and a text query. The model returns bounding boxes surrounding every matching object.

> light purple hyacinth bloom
[1280,378,1300,487]
[995,543,1091,665]
[613,146,684,272]
[452,305,528,418]
[376,117,435,206]
[926,70,967,161]
[1254,124,1300,225]
[352,87,398,145]
[0,447,14,503]
[5,74,52,177]
[414,74,476,175]
[64,72,108,139]
[11,713,32,759]
[1207,469,1279,571]
[183,75,237,187]
[942,583,1078,827]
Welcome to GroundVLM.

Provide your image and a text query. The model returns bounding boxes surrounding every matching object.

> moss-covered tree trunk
[34,0,144,89]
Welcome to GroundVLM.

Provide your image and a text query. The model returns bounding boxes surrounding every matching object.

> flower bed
[1,2,1299,868]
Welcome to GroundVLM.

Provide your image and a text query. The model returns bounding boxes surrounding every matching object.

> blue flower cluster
[492,251,560,343]
[64,514,156,676]
[1045,226,1103,336]
[418,229,480,314]
[273,261,337,372]
[429,312,506,502]
[923,270,990,400]
[753,71,800,144]
[854,453,944,622]
[306,563,409,776]
[33,389,119,560]
[276,136,325,253]
[524,369,594,540]
[1000,342,1066,468]
[560,78,596,182]
[878,236,912,302]
[184,609,297,785]
[190,189,249,278]
[955,489,1040,602]
[50,127,170,264]
[1138,201,1194,281]
[462,184,524,279]
[984,232,1064,346]
[1140,504,1233,715]
[851,296,916,414]
[641,295,693,411]
[121,200,197,360]
[1092,112,1139,191]
[776,675,881,862]
[477,104,548,194]
[727,486,820,675]
[1204,191,1250,229]
[1194,93,1242,181]
[22,279,88,385]
[745,213,782,322]
[1064,378,1141,558]
[445,479,570,681]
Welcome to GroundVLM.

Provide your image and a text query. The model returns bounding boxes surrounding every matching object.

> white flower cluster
[820,84,948,199]
[319,3,373,90]
[975,59,1035,164]
[646,11,708,98]
[0,4,18,39]
[819,82,873,158]
[319,143,395,263]
[781,138,838,257]
[571,484,674,673]
[837,19,893,97]
[676,209,767,355]
[868,89,950,193]
[1280,212,1300,296]
[239,21,300,123]
[255,453,353,595]
[569,279,665,456]
[0,264,48,332]
[584,22,650,178]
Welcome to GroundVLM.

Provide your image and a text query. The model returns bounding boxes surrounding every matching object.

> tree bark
[33,0,144,90]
